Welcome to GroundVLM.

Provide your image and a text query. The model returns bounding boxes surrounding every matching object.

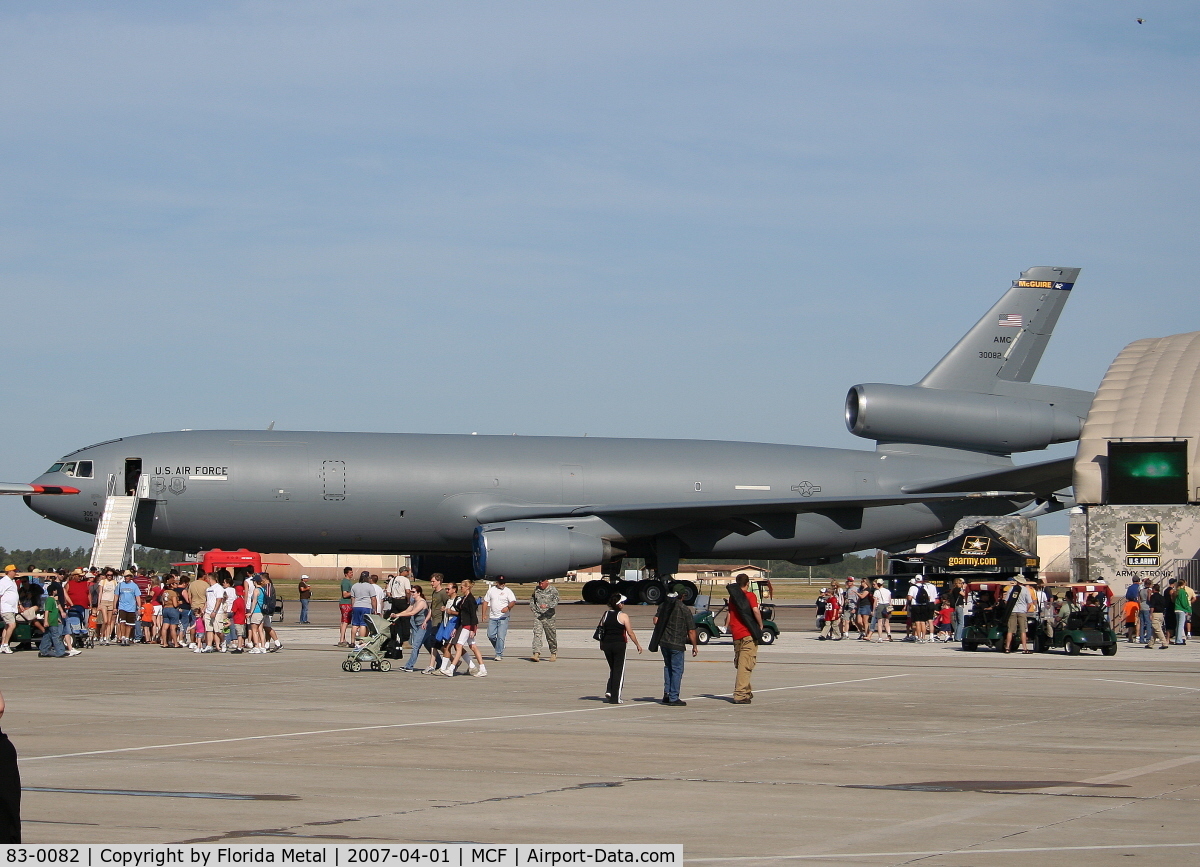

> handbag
[592,612,608,642]
[435,616,458,645]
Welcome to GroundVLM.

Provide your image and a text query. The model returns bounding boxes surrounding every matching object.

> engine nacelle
[845,383,1084,453]
[472,521,612,581]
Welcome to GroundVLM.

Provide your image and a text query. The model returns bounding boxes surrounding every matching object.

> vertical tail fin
[845,266,1094,456]
[919,266,1081,391]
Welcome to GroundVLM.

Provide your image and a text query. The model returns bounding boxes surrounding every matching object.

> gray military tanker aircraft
[25,266,1093,604]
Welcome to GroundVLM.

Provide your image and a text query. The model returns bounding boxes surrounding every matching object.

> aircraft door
[124,459,142,496]
[323,460,346,501]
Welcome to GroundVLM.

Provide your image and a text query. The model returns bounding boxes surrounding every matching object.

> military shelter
[921,523,1040,578]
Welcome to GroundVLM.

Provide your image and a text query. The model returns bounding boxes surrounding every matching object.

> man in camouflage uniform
[530,578,559,662]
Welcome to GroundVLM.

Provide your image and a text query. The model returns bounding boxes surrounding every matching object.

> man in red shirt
[64,570,92,643]
[728,574,763,704]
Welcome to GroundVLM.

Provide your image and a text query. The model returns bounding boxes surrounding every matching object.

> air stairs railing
[88,495,138,570]
[1170,558,1200,595]
[90,473,150,570]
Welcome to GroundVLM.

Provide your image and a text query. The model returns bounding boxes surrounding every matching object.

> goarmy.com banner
[2,846,682,867]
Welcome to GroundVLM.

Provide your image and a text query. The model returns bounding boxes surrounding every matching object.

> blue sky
[2,1,1197,548]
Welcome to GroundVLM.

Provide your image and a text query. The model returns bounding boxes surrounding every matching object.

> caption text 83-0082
[3,847,682,867]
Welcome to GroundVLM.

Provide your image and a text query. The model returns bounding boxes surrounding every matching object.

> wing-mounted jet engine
[472,521,619,582]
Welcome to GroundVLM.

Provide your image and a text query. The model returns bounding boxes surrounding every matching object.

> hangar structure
[1070,330,1200,594]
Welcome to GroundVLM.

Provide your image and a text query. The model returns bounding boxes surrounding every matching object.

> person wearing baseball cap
[0,569,18,654]
[482,576,517,661]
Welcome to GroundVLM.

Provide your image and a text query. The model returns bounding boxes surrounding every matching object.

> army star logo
[961,536,991,554]
[1126,522,1159,554]
[791,481,822,497]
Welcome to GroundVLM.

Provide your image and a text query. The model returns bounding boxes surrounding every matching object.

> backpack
[260,586,276,615]
[915,585,929,605]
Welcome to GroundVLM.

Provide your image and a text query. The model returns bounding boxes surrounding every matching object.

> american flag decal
[998,314,1023,327]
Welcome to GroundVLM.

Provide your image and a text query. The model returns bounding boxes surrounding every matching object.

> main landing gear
[581,577,699,606]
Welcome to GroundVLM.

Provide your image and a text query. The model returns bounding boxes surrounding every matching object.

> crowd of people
[811,573,1194,651]
[813,575,955,644]
[0,563,285,656]
[1120,575,1194,648]
[342,568,561,678]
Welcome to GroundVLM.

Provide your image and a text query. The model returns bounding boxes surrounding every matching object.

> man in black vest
[651,585,698,707]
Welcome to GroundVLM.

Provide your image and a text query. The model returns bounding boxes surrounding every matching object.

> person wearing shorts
[0,567,19,654]
[441,579,486,677]
[906,576,937,643]
[97,569,119,644]
[870,579,893,642]
[186,572,208,648]
[338,567,355,647]
[115,572,141,646]
[1005,581,1036,653]
[160,578,183,648]
[198,573,225,653]
[349,572,377,646]
[1123,598,1140,643]
[854,578,873,640]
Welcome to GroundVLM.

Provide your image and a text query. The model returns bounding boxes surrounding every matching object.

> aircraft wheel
[1101,644,1118,656]
[759,630,776,646]
[1065,639,1081,656]
[582,580,609,605]
[676,580,699,606]
[619,581,648,600]
[638,581,664,605]
[696,630,710,645]
[379,659,392,671]
[349,660,362,672]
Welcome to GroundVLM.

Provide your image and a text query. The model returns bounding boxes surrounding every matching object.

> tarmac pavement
[2,601,1199,865]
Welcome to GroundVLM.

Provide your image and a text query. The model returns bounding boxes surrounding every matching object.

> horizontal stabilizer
[475,490,1033,526]
[900,457,1072,496]
[0,482,79,496]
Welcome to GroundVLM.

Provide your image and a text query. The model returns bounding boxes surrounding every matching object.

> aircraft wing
[0,482,80,495]
[476,490,1031,525]
[900,457,1072,496]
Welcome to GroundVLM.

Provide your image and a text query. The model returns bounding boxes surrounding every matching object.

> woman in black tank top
[598,594,642,704]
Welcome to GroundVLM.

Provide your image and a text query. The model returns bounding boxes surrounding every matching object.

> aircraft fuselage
[26,429,1023,561]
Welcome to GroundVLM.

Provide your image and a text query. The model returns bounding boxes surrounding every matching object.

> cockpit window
[46,462,65,474]
[61,462,77,476]
[74,461,93,479]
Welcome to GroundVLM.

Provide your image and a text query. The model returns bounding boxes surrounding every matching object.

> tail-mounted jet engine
[846,383,1085,454]
[472,521,613,581]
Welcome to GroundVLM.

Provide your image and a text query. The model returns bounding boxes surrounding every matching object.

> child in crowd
[228,592,247,653]
[933,601,954,641]
[139,599,156,644]
[1123,596,1140,643]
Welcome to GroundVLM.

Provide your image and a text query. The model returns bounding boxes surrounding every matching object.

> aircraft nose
[24,472,87,524]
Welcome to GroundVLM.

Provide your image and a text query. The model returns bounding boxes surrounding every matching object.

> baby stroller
[341,614,394,672]
[68,606,94,649]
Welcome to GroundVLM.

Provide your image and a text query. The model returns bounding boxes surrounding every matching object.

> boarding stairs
[88,474,145,570]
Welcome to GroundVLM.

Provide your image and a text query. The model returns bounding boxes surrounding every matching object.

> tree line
[0,546,188,572]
